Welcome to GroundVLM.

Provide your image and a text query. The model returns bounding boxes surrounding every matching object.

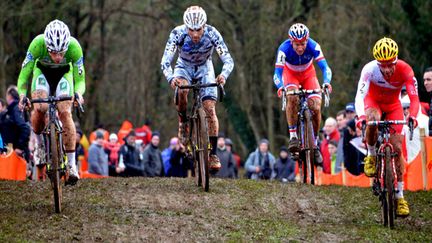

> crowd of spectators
[1,66,432,182]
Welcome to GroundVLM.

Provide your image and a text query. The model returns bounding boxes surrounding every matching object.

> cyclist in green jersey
[17,19,85,184]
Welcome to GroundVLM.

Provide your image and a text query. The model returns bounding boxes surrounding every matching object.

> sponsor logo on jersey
[76,57,84,75]
[22,52,34,68]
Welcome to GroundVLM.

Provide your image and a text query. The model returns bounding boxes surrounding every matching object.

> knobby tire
[50,123,62,213]
[197,108,209,192]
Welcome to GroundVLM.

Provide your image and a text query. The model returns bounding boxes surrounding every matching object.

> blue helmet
[288,23,309,42]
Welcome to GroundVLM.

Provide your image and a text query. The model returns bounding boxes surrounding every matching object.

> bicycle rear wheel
[197,108,209,192]
[49,123,62,213]
[384,146,395,228]
[303,110,315,185]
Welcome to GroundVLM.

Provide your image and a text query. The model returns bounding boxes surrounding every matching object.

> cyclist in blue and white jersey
[161,6,234,171]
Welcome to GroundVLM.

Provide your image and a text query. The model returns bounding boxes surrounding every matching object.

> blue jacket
[244,149,276,180]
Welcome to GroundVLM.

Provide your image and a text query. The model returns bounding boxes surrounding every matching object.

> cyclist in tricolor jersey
[355,37,419,217]
[273,23,332,164]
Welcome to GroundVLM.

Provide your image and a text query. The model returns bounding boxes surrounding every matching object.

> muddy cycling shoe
[288,138,301,153]
[363,155,377,177]
[396,198,410,217]
[314,148,323,166]
[65,166,80,186]
[209,154,221,171]
[178,122,189,145]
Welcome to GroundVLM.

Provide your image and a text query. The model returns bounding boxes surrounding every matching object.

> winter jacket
[0,100,30,151]
[274,157,296,182]
[244,149,276,180]
[88,142,109,176]
[142,144,164,177]
[215,147,237,178]
[119,143,144,177]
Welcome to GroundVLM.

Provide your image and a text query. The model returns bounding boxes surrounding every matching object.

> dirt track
[0,177,431,242]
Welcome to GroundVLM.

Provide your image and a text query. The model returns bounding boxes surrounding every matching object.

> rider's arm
[69,37,86,95]
[354,66,371,117]
[273,46,286,89]
[210,27,234,80]
[313,42,332,84]
[405,70,420,117]
[17,35,44,96]
[161,29,179,83]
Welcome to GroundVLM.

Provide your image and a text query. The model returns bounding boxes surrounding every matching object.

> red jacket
[320,129,340,174]
[135,125,152,145]
[104,141,121,166]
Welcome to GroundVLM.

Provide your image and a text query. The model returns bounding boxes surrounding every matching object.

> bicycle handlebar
[367,120,406,126]
[30,96,73,104]
[281,88,329,111]
[174,82,225,105]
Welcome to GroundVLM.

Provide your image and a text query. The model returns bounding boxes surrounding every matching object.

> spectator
[118,130,144,177]
[343,119,365,175]
[215,134,237,178]
[328,140,341,174]
[88,131,108,176]
[274,146,296,182]
[0,85,30,159]
[244,139,276,180]
[135,119,152,146]
[336,110,347,132]
[162,137,190,177]
[0,98,7,113]
[320,117,340,174]
[423,67,432,136]
[225,138,241,169]
[345,102,357,121]
[75,128,85,172]
[105,133,121,176]
[89,124,109,143]
[142,131,164,177]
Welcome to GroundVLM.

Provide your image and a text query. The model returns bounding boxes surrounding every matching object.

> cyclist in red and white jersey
[355,37,419,217]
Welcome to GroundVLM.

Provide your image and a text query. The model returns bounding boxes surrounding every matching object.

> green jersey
[17,34,85,96]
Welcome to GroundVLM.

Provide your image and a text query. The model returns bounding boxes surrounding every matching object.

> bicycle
[361,118,413,228]
[175,80,224,192]
[23,61,84,213]
[282,87,329,184]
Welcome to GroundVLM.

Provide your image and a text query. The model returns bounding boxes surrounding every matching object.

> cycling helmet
[183,6,207,30]
[373,37,398,62]
[44,19,70,53]
[288,23,309,42]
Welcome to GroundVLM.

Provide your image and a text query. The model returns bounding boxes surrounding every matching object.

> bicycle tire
[384,146,395,228]
[191,119,201,187]
[50,123,62,213]
[197,108,209,192]
[304,110,315,185]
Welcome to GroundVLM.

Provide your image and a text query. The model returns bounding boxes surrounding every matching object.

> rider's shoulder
[396,59,414,77]
[29,34,45,48]
[68,37,82,50]
[206,25,222,38]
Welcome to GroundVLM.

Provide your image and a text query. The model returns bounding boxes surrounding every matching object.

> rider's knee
[203,99,216,116]
[366,109,380,121]
[308,98,321,113]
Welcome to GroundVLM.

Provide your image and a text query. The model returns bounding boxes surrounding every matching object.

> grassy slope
[0,178,431,242]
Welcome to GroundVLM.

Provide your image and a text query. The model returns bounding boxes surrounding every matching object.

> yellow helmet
[373,37,398,62]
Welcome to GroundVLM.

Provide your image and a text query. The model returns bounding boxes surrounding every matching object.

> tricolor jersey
[161,24,234,83]
[355,60,420,117]
[273,38,331,89]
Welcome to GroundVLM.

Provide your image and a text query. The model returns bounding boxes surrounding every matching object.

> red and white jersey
[355,60,419,117]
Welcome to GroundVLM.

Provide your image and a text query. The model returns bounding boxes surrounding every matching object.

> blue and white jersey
[161,24,234,83]
[273,38,332,89]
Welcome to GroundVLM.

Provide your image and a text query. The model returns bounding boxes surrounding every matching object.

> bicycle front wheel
[197,108,209,192]
[303,110,315,185]
[191,119,201,187]
[49,123,62,213]
[384,146,395,228]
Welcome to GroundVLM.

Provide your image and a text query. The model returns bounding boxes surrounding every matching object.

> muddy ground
[0,177,431,242]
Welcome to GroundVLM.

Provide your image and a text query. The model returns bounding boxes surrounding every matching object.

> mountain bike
[175,80,224,192]
[282,87,329,184]
[362,119,413,228]
[23,61,84,213]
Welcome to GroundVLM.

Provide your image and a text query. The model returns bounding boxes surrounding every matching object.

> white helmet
[183,6,207,30]
[44,19,70,53]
